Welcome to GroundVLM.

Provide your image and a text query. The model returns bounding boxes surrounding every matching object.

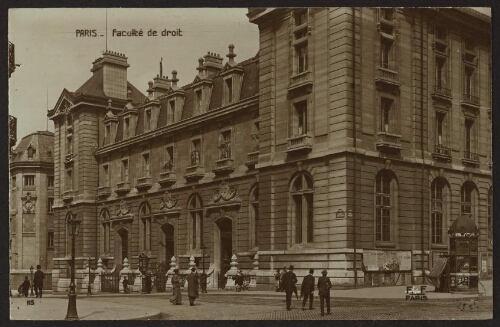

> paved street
[10,281,493,320]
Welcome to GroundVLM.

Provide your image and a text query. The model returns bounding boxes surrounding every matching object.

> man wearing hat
[33,265,45,298]
[281,265,298,311]
[186,267,199,306]
[317,269,332,316]
[301,268,315,310]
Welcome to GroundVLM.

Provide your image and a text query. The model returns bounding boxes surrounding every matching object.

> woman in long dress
[169,269,182,305]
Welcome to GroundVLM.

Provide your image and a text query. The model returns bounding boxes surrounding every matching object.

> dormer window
[145,109,152,131]
[195,89,202,115]
[168,100,176,124]
[124,117,130,139]
[436,26,447,42]
[380,8,394,21]
[295,10,308,26]
[104,125,111,144]
[225,78,233,104]
[27,145,35,160]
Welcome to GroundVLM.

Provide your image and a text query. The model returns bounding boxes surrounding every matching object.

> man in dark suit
[281,265,297,311]
[186,267,199,306]
[317,269,332,316]
[33,265,45,298]
[301,268,315,310]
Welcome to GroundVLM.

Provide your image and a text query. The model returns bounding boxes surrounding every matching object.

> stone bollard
[166,256,177,292]
[249,254,259,290]
[187,255,197,273]
[119,258,132,293]
[224,254,238,290]
[93,258,105,294]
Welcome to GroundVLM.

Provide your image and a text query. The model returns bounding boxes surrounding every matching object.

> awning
[428,257,448,278]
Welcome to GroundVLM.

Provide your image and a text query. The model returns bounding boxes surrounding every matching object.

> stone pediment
[220,62,244,75]
[206,181,241,210]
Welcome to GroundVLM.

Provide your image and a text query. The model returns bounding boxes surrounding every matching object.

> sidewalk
[10,296,161,320]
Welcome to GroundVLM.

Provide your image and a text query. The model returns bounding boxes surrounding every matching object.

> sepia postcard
[8,7,493,321]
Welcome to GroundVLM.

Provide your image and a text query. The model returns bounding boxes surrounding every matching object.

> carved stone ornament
[116,199,132,216]
[22,192,36,214]
[208,181,240,204]
[158,191,179,211]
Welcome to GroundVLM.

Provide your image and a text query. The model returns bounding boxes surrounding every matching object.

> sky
[8,7,491,143]
[8,8,260,141]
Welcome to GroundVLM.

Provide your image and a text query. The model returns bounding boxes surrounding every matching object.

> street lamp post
[29,265,34,297]
[200,245,207,293]
[138,252,150,293]
[87,257,92,296]
[65,214,80,321]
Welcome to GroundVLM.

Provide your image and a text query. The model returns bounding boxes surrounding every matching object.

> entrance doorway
[217,218,232,275]
[161,224,175,264]
[117,228,129,267]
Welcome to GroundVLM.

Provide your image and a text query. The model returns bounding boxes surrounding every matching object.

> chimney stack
[203,51,223,76]
[91,51,130,100]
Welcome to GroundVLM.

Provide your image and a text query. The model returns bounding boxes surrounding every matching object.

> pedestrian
[186,267,199,306]
[233,269,244,291]
[33,264,45,298]
[281,265,297,311]
[169,269,182,305]
[21,276,30,297]
[301,268,315,310]
[274,269,281,292]
[279,266,287,292]
[122,276,129,294]
[317,269,332,316]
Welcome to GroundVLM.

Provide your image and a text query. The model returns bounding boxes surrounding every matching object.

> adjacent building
[48,8,492,292]
[10,131,55,289]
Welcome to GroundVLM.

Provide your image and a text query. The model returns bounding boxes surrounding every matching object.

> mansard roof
[10,131,54,166]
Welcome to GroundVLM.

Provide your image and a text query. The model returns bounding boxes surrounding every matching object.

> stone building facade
[10,131,55,289]
[48,8,492,291]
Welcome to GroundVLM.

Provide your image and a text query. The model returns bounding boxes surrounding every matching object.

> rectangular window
[191,139,201,166]
[219,130,232,159]
[192,212,197,249]
[465,119,474,154]
[66,170,72,190]
[169,100,175,124]
[48,197,54,213]
[105,125,110,144]
[11,176,16,188]
[380,39,392,69]
[295,10,307,26]
[67,136,73,154]
[23,175,35,187]
[47,231,54,248]
[435,26,447,41]
[121,159,129,181]
[464,66,475,97]
[103,164,109,186]
[381,8,394,21]
[142,218,151,251]
[436,57,446,90]
[296,43,308,73]
[142,153,150,177]
[165,146,174,170]
[294,101,307,135]
[380,97,393,133]
[436,112,445,146]
[376,174,391,242]
[47,176,54,187]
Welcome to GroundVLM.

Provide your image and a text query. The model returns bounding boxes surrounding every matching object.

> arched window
[249,184,259,248]
[188,194,203,250]
[139,202,152,252]
[460,182,477,219]
[488,187,493,246]
[375,169,398,243]
[431,178,448,245]
[290,172,314,244]
[100,209,111,253]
